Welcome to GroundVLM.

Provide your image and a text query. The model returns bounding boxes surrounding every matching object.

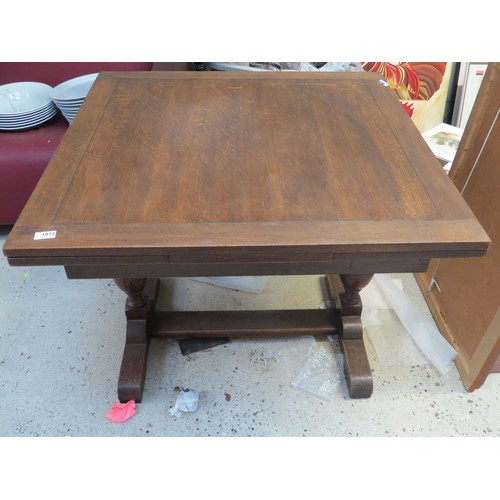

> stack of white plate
[0,82,58,131]
[50,73,98,124]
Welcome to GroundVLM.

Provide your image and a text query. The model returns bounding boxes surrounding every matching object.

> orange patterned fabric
[362,62,446,101]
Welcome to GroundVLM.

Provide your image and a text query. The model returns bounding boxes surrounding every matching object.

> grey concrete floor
[1,226,499,437]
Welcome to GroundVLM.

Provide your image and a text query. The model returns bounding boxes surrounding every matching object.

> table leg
[326,274,374,398]
[114,278,160,403]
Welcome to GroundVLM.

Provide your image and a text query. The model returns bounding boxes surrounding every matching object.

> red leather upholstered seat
[0,62,153,224]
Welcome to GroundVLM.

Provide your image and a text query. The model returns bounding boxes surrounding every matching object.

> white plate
[60,108,79,124]
[0,107,58,130]
[52,96,85,105]
[0,106,57,125]
[0,106,57,126]
[55,102,83,111]
[0,82,53,115]
[54,97,84,105]
[61,114,76,122]
[61,107,78,116]
[49,73,98,101]
[0,102,53,119]
[0,101,55,121]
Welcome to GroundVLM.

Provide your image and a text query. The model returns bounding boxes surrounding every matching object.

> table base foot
[340,336,373,398]
[118,343,149,403]
[115,278,160,403]
[339,324,373,398]
[325,274,374,398]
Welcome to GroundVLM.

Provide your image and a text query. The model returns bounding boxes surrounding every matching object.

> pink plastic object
[105,400,137,423]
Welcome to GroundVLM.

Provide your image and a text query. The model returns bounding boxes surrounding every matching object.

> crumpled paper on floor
[105,400,137,423]
[169,389,200,417]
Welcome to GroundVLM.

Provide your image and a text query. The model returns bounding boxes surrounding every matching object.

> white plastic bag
[372,274,457,374]
[290,342,341,400]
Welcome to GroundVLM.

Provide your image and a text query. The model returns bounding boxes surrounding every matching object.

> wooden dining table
[3,71,489,402]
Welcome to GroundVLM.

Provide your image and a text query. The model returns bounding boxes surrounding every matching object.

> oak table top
[3,71,489,268]
[3,71,490,402]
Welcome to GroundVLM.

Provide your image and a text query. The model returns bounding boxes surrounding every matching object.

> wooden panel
[62,257,430,280]
[416,62,500,390]
[4,220,488,260]
[54,77,437,224]
[367,79,478,221]
[149,309,337,338]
